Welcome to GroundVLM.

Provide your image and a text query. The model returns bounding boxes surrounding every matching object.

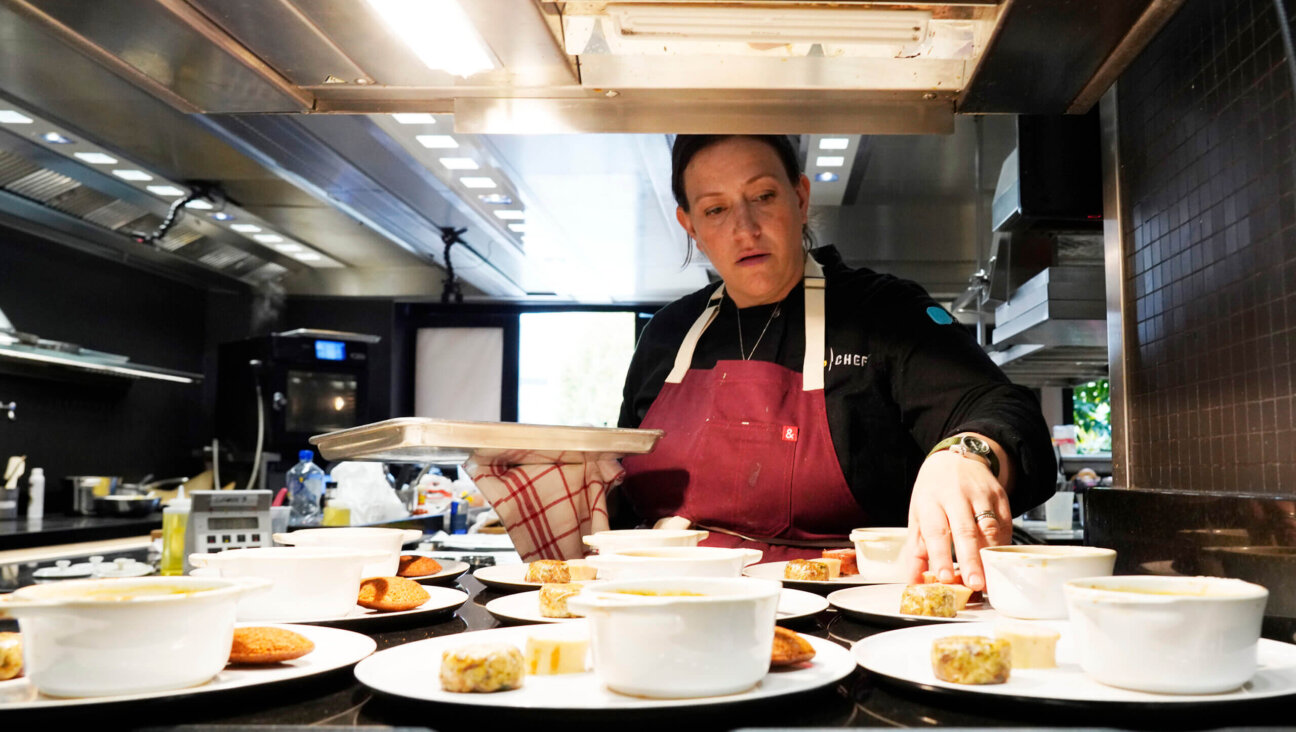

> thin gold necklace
[737,302,781,360]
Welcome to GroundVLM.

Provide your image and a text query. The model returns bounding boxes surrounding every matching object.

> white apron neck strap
[665,283,725,384]
[802,254,826,391]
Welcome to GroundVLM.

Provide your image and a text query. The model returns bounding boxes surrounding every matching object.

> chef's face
[677,137,810,308]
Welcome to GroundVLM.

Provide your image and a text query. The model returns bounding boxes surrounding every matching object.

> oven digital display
[315,340,346,361]
[207,516,260,530]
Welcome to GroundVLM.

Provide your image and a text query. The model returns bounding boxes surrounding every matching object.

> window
[1073,379,1111,454]
[517,311,637,426]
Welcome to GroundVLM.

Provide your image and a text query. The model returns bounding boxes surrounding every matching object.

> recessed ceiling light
[815,156,845,168]
[818,137,850,150]
[210,212,233,221]
[147,185,185,197]
[416,134,459,149]
[507,223,526,232]
[814,172,840,183]
[493,210,524,220]
[460,176,497,189]
[438,157,480,170]
[42,132,73,144]
[112,169,153,181]
[230,224,262,233]
[74,152,117,165]
[253,234,284,243]
[478,193,513,205]
[274,243,305,253]
[185,199,213,210]
[0,111,33,124]
[367,0,499,78]
[293,251,323,262]
[392,113,437,124]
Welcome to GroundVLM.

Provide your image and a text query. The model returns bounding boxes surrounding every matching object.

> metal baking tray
[310,417,664,465]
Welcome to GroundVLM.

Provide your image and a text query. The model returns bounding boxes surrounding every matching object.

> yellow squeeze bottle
[160,487,190,576]
[322,490,350,526]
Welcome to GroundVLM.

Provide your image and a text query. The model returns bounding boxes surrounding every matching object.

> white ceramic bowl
[273,527,423,577]
[567,576,780,698]
[1064,575,1269,693]
[849,527,909,582]
[189,545,390,620]
[0,576,269,697]
[582,529,709,554]
[980,545,1116,619]
[584,546,762,580]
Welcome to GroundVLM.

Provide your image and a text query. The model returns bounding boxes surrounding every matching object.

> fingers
[915,499,957,584]
[903,523,929,582]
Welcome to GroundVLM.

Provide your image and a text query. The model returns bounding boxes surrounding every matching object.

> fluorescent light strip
[74,152,117,165]
[507,223,526,232]
[493,210,524,220]
[112,169,153,181]
[253,234,283,243]
[147,185,185,197]
[815,156,845,168]
[392,113,437,124]
[0,111,33,124]
[185,200,213,210]
[819,138,850,150]
[460,177,496,189]
[438,157,479,170]
[230,224,262,233]
[274,243,304,253]
[416,134,459,149]
[478,193,513,205]
[367,0,498,78]
[293,252,322,262]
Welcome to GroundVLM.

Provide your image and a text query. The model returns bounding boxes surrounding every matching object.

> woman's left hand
[903,448,1012,592]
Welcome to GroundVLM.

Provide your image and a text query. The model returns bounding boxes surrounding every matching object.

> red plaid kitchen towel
[465,451,625,562]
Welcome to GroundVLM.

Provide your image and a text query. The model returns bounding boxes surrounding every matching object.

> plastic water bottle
[287,450,325,527]
[26,468,44,520]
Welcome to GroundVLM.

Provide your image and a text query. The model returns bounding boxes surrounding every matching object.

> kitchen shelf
[0,342,202,385]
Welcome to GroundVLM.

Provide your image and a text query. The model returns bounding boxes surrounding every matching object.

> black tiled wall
[1118,0,1296,495]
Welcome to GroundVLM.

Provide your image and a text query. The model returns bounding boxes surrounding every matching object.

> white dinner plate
[853,621,1296,705]
[355,624,854,710]
[473,563,547,591]
[827,584,998,626]
[485,587,830,625]
[743,560,889,592]
[437,533,516,551]
[265,585,468,625]
[397,555,470,585]
[0,624,375,710]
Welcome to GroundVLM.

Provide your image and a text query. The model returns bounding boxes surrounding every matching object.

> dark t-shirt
[617,247,1056,527]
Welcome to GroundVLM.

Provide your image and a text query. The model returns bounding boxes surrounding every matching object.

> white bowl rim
[575,576,782,603]
[189,545,390,562]
[278,527,418,538]
[592,546,756,560]
[1064,574,1269,600]
[583,528,707,542]
[7,575,261,606]
[981,545,1117,558]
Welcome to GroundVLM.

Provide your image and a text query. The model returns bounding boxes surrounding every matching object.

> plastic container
[159,487,191,576]
[286,450,325,527]
[448,496,468,534]
[322,488,351,526]
[25,467,44,520]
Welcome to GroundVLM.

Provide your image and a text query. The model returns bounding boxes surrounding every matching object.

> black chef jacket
[617,246,1057,526]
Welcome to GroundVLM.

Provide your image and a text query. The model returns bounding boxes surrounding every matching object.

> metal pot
[93,494,161,517]
[66,476,121,515]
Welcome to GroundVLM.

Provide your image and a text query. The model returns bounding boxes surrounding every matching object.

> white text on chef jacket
[827,347,869,371]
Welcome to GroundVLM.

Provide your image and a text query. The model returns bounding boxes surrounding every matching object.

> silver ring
[973,509,999,523]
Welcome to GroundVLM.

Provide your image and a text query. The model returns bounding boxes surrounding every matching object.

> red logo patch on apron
[782,426,799,442]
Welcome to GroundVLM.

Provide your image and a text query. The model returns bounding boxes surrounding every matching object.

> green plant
[1073,379,1112,454]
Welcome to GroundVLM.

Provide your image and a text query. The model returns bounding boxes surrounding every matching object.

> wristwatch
[928,434,1000,478]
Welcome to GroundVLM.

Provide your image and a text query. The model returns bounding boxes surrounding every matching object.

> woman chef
[616,135,1056,591]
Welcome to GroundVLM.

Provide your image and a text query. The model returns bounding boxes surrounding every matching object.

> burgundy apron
[621,256,869,561]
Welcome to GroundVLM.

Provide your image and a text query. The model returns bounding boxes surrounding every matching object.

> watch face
[961,435,990,455]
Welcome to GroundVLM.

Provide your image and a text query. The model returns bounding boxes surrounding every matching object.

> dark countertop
[3,549,1292,730]
[0,513,161,550]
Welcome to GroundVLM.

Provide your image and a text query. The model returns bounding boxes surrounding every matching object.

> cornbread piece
[822,548,859,576]
[397,555,443,578]
[995,623,1060,669]
[524,559,570,584]
[899,584,958,618]
[810,558,841,579]
[525,635,590,675]
[440,643,525,693]
[538,582,584,618]
[784,558,830,581]
[228,627,315,664]
[770,626,816,667]
[564,558,598,581]
[922,571,982,604]
[0,633,21,680]
[357,576,431,612]
[931,635,1011,685]
[934,583,974,611]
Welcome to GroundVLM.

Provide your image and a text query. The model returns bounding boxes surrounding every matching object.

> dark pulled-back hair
[670,135,802,212]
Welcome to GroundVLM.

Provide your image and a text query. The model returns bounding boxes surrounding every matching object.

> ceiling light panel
[0,111,33,124]
[819,138,851,150]
[230,224,261,233]
[815,156,845,167]
[438,157,479,170]
[391,113,437,124]
[147,185,185,197]
[460,177,496,189]
[366,0,500,78]
[416,134,459,149]
[112,169,152,181]
[493,210,524,220]
[74,152,117,165]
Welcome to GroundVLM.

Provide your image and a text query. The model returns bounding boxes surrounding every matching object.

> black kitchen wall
[0,224,210,511]
[1088,0,1296,638]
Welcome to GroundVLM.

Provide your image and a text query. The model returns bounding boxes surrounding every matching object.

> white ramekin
[0,576,270,697]
[582,529,709,554]
[1064,575,1269,693]
[567,576,781,698]
[189,545,390,620]
[849,527,909,582]
[980,545,1116,619]
[273,527,423,577]
[584,546,762,580]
